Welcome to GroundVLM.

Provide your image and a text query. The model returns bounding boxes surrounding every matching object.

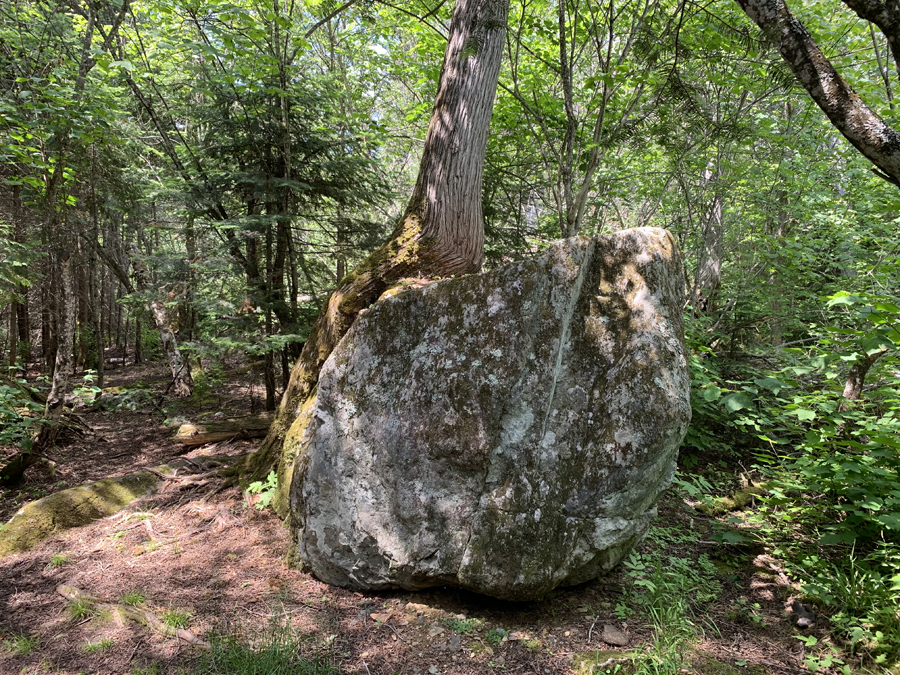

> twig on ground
[383,623,407,642]
[145,468,179,481]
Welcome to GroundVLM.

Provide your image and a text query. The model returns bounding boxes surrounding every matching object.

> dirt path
[1,364,821,675]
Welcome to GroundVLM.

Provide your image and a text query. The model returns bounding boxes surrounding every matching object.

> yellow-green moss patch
[0,461,204,556]
[572,650,639,674]
[273,389,318,518]
[695,484,768,516]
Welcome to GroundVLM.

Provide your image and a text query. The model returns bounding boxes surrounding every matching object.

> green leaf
[826,291,860,306]
[721,392,753,412]
[795,409,816,421]
[877,513,900,530]
[701,385,722,402]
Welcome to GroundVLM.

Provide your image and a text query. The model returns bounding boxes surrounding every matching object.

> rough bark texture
[288,228,690,601]
[246,0,510,484]
[128,248,194,397]
[174,414,272,446]
[33,251,75,452]
[405,0,509,274]
[839,348,888,410]
[736,0,900,185]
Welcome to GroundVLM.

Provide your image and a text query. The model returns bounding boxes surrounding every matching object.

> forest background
[1,0,899,669]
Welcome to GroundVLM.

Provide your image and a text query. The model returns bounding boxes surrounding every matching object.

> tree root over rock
[56,584,210,648]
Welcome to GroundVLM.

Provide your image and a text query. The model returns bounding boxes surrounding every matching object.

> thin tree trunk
[7,303,17,370]
[34,251,75,451]
[184,215,196,341]
[839,349,888,411]
[90,155,104,388]
[134,318,142,364]
[97,244,191,393]
[129,249,192,396]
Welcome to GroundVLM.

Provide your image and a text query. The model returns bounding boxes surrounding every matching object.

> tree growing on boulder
[244,0,512,486]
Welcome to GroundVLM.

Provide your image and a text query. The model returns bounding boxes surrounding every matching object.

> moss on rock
[695,484,768,516]
[0,462,194,556]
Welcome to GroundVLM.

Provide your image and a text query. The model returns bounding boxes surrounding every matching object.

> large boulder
[289,228,690,601]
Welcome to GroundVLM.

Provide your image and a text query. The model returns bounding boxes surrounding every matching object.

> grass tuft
[46,552,71,568]
[161,608,192,630]
[122,590,146,606]
[68,598,96,621]
[193,619,337,675]
[82,637,115,653]
[3,634,40,656]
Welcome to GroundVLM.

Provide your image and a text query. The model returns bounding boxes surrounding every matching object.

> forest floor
[0,361,831,675]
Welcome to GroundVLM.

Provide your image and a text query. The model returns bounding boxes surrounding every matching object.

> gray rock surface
[289,228,691,600]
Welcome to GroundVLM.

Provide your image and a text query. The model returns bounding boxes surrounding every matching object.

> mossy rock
[695,484,768,516]
[0,463,184,556]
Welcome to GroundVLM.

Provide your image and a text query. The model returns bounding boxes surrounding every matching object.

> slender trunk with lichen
[242,0,511,493]
[130,249,193,398]
[33,251,75,452]
[735,0,900,186]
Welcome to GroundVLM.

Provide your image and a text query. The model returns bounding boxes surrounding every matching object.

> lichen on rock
[289,228,691,601]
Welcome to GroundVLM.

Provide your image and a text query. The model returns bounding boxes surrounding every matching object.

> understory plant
[689,289,900,663]
[0,377,43,447]
[617,544,720,674]
[193,618,337,675]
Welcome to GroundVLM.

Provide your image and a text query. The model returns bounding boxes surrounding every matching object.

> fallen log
[174,413,272,447]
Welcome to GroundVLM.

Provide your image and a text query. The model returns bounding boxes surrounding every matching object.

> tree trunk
[90,145,104,388]
[839,349,888,411]
[33,251,75,452]
[245,0,510,480]
[735,0,900,186]
[174,413,273,446]
[97,244,192,395]
[134,317,143,365]
[8,301,17,371]
[130,250,193,397]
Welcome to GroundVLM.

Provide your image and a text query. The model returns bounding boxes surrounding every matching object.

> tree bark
[98,244,193,396]
[129,248,194,397]
[33,251,75,452]
[735,0,900,186]
[174,413,273,446]
[245,0,510,479]
[839,348,888,410]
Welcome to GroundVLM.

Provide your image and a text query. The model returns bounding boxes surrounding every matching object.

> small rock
[428,666,439,675]
[450,633,461,652]
[428,625,446,637]
[602,624,630,646]
[791,600,817,629]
